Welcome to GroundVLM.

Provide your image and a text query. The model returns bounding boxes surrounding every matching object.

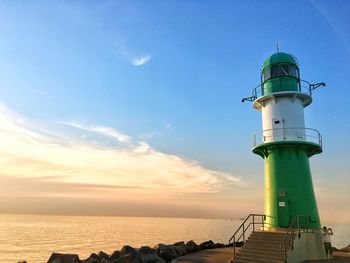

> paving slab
[173,247,237,263]
[303,251,350,263]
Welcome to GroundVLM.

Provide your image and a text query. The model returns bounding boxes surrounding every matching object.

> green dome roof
[262,52,298,70]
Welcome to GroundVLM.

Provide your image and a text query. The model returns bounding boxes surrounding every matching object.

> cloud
[130,54,152,66]
[0,104,243,217]
[63,121,130,143]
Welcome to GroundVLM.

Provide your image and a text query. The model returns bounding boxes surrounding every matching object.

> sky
[0,0,349,223]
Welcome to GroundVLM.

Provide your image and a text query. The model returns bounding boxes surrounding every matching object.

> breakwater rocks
[46,240,239,263]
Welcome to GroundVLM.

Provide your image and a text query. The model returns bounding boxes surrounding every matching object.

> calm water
[0,214,349,263]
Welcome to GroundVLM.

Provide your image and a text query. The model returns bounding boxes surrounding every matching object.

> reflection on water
[0,214,239,263]
[0,214,348,263]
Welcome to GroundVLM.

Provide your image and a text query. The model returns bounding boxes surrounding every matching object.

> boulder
[112,254,142,263]
[98,251,110,261]
[339,245,350,253]
[138,246,153,255]
[47,253,80,263]
[140,253,167,263]
[235,241,244,247]
[154,244,178,262]
[213,243,225,248]
[199,240,215,250]
[17,261,27,263]
[173,245,186,257]
[172,241,185,247]
[185,240,200,253]
[110,251,121,261]
[120,245,139,257]
[84,253,101,263]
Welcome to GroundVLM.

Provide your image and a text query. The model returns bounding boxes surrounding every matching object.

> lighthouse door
[272,117,284,141]
[277,196,290,227]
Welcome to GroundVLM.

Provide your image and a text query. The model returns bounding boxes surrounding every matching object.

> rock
[154,244,178,262]
[98,251,110,261]
[17,261,27,263]
[173,245,186,257]
[185,240,200,253]
[47,253,80,263]
[139,246,153,255]
[84,253,101,263]
[112,254,142,263]
[199,240,215,250]
[110,251,121,261]
[120,245,139,257]
[213,243,225,248]
[235,241,244,247]
[172,241,185,246]
[154,255,166,263]
[140,254,167,263]
[339,245,350,253]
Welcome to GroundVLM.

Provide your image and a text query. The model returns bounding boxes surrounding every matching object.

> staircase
[229,214,313,263]
[232,231,287,263]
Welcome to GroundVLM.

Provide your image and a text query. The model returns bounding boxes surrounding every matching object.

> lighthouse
[243,52,325,229]
[231,52,328,262]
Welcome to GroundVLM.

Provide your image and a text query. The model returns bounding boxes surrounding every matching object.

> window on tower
[262,63,299,82]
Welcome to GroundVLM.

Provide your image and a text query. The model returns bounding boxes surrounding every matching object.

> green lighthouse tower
[244,52,325,229]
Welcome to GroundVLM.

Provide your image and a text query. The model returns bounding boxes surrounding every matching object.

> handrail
[242,80,325,103]
[228,214,266,256]
[252,127,322,148]
[279,215,312,262]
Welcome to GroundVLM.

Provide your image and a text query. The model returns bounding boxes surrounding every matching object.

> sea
[0,214,349,263]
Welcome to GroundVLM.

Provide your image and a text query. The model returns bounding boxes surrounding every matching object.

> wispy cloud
[63,121,130,143]
[0,105,241,213]
[130,54,152,66]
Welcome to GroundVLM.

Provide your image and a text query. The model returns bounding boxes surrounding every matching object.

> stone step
[241,247,284,254]
[244,240,282,248]
[230,231,291,263]
[247,236,285,243]
[238,249,285,259]
[248,235,286,241]
[237,250,285,260]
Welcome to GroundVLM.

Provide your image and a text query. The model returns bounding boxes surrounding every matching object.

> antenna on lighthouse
[276,42,280,52]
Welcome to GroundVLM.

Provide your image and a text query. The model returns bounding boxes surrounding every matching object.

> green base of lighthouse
[253,141,322,229]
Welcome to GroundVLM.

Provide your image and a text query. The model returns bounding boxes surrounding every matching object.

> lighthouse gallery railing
[253,127,322,147]
[252,80,325,99]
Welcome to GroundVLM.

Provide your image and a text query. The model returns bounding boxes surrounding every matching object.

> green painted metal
[258,143,321,229]
[261,53,300,96]
[252,52,322,229]
[262,77,299,95]
[254,142,321,228]
[262,52,297,70]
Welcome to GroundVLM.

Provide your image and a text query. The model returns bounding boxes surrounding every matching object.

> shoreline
[17,241,350,263]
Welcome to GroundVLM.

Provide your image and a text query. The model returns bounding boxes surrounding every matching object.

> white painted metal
[261,95,306,143]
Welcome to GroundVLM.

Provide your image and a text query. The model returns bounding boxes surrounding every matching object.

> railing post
[253,215,255,232]
[243,224,245,242]
[262,215,264,231]
[234,236,236,256]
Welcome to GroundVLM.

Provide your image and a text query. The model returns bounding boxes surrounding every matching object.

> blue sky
[0,1,349,222]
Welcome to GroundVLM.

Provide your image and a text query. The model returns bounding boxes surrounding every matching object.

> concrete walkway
[304,251,350,262]
[174,249,350,263]
[173,247,236,263]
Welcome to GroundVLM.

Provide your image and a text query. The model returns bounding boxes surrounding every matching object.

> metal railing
[228,214,266,256]
[252,127,322,148]
[280,215,312,262]
[242,80,325,103]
